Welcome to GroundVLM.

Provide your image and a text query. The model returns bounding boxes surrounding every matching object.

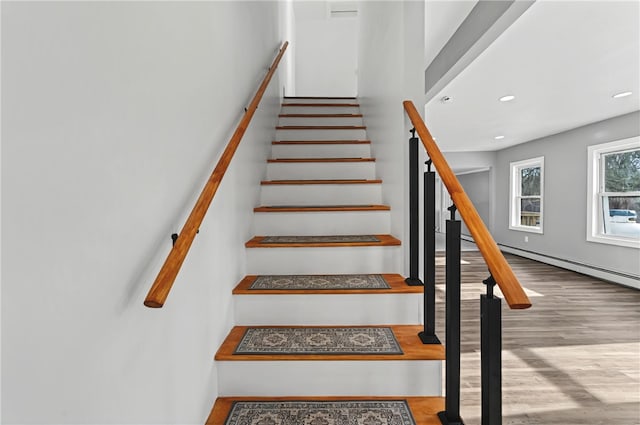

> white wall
[280,0,296,95]
[358,1,425,275]
[1,2,282,423]
[494,112,640,288]
[458,170,491,237]
[293,1,357,97]
[444,151,497,232]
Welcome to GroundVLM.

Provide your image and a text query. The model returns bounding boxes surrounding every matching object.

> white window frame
[509,156,544,234]
[587,136,640,249]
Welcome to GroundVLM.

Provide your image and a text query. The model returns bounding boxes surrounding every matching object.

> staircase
[206,97,446,424]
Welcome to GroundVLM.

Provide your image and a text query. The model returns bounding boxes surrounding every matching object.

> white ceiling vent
[329,1,358,18]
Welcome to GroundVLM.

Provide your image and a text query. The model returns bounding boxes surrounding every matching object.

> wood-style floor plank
[434,251,640,425]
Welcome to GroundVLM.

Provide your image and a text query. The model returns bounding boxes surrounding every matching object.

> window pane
[602,195,640,239]
[520,198,541,227]
[604,149,640,192]
[520,166,541,196]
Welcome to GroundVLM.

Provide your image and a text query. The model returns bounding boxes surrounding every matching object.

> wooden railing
[403,100,531,310]
[144,41,289,308]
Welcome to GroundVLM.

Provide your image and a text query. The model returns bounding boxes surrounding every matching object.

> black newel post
[406,128,423,287]
[419,159,441,345]
[481,275,502,425]
[438,204,464,425]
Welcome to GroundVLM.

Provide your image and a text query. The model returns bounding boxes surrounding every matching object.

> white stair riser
[267,162,376,180]
[279,106,361,114]
[271,143,371,159]
[254,211,390,235]
[246,246,402,274]
[278,117,364,126]
[217,360,442,396]
[260,184,382,206]
[282,98,357,104]
[276,129,367,140]
[234,294,422,325]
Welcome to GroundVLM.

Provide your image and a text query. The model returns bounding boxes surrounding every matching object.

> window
[510,157,544,233]
[587,137,640,248]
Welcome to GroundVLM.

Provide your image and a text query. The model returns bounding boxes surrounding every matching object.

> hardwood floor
[434,251,640,424]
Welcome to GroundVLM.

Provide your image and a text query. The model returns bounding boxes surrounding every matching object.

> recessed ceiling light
[612,91,632,99]
[494,135,505,140]
[499,95,515,102]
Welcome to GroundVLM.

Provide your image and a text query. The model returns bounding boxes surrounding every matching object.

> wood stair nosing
[284,96,358,100]
[281,103,360,107]
[253,205,390,213]
[260,179,382,185]
[233,273,421,295]
[272,140,371,145]
[245,234,401,248]
[206,396,445,425]
[215,324,444,362]
[279,113,364,118]
[276,125,366,130]
[267,157,375,163]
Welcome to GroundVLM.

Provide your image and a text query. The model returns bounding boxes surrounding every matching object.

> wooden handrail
[403,100,531,310]
[144,41,289,308]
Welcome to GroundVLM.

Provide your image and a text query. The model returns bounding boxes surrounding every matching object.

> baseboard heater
[459,235,640,290]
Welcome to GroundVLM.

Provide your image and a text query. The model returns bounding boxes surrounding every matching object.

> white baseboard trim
[498,243,640,291]
[458,235,640,290]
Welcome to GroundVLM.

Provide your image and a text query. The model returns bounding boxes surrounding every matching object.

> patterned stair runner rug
[260,235,380,243]
[249,274,390,290]
[225,400,416,425]
[234,327,403,355]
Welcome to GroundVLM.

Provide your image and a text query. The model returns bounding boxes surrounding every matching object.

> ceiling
[424,0,477,67]
[424,0,640,152]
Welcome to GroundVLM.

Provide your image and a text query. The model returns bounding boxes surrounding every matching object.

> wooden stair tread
[272,140,371,145]
[233,273,421,295]
[215,324,444,361]
[284,96,357,100]
[253,205,390,212]
[206,396,445,425]
[268,157,375,163]
[261,179,382,185]
[281,103,360,107]
[276,125,366,130]
[279,113,363,118]
[245,234,401,248]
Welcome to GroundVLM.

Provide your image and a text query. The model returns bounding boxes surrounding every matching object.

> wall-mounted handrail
[144,41,289,308]
[403,100,531,310]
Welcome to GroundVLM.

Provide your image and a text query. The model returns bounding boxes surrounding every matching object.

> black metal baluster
[406,128,423,287]
[419,159,440,344]
[481,275,502,425]
[438,204,464,425]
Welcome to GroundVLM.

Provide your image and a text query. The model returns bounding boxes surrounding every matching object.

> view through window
[588,137,640,247]
[510,157,544,233]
